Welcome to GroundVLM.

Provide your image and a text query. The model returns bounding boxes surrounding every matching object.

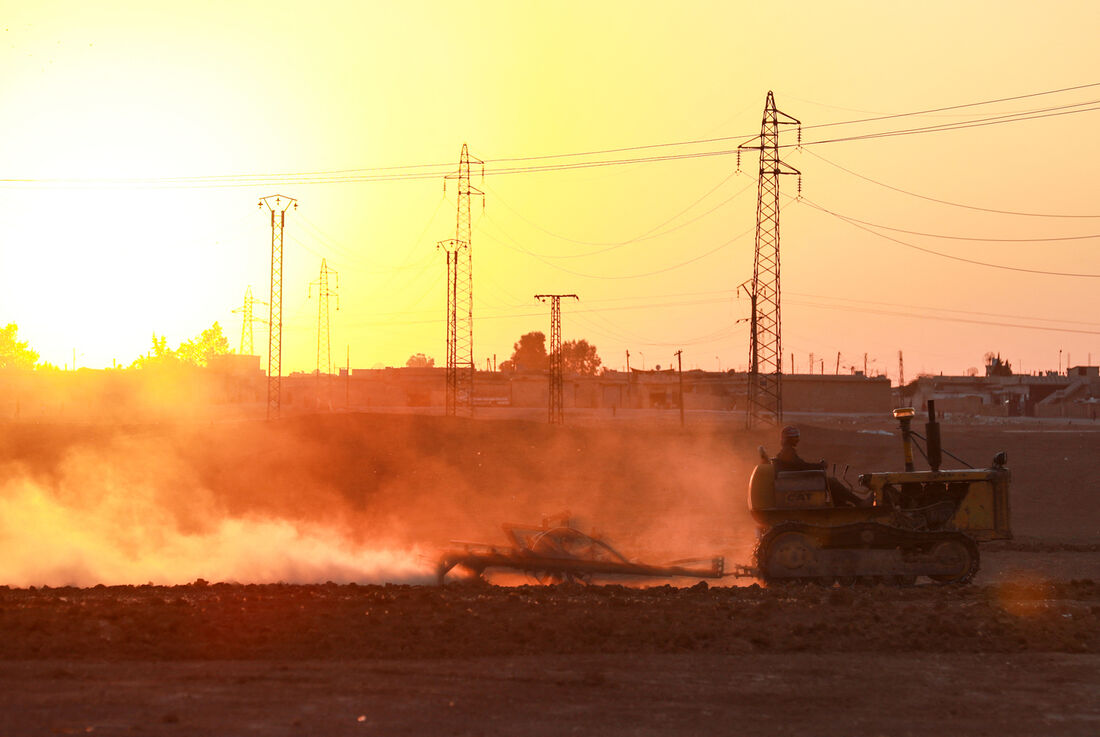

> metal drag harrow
[436,517,753,585]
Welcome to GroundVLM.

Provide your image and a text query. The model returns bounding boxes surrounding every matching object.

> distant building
[904,370,1100,419]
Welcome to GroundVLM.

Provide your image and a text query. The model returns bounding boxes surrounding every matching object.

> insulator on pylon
[797,126,802,148]
[797,176,803,197]
[736,150,741,172]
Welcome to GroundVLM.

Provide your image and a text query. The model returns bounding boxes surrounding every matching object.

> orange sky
[1,1,1099,379]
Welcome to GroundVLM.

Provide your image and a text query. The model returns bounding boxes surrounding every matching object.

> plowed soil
[0,412,1098,735]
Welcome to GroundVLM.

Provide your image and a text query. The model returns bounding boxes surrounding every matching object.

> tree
[556,339,601,376]
[131,323,232,368]
[505,331,548,372]
[984,352,1013,377]
[406,353,435,368]
[176,322,232,366]
[0,323,39,369]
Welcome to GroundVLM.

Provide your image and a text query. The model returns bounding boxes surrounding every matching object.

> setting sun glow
[1,1,1098,377]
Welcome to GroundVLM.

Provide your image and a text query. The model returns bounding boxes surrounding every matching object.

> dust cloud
[0,414,766,587]
[0,479,432,587]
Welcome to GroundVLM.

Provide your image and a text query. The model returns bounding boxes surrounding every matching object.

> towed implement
[750,402,1011,585]
[436,517,735,585]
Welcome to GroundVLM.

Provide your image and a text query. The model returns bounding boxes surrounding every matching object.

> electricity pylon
[737,92,800,429]
[259,195,296,420]
[437,238,466,416]
[309,258,340,376]
[233,286,267,355]
[535,294,578,424]
[439,143,484,416]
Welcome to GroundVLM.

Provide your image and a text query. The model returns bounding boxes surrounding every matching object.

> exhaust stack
[925,400,942,472]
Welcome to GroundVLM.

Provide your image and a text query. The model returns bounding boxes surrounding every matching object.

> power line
[794,100,1100,148]
[805,149,1100,218]
[798,204,1100,242]
[482,170,749,250]
[345,295,740,328]
[345,281,1100,334]
[787,290,1100,328]
[479,199,777,281]
[479,181,747,260]
[786,296,1100,336]
[801,198,1100,277]
[2,100,1097,189]
[797,81,1100,130]
[3,81,1098,190]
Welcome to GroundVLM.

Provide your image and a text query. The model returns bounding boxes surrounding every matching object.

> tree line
[3,321,602,375]
[0,322,232,370]
[407,331,602,375]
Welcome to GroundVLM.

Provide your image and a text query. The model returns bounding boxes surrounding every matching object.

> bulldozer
[748,401,1012,585]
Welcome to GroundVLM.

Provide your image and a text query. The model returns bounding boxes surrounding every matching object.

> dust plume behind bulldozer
[0,414,759,587]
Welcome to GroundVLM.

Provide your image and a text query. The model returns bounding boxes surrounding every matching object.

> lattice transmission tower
[737,92,800,429]
[535,294,578,424]
[232,286,267,355]
[259,195,296,420]
[309,258,340,376]
[438,143,484,416]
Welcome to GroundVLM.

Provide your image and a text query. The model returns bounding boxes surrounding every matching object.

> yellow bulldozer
[748,401,1011,585]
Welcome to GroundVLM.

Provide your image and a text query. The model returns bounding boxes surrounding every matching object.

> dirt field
[0,412,1097,735]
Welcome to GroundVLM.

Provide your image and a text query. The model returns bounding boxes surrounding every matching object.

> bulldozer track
[754,521,980,586]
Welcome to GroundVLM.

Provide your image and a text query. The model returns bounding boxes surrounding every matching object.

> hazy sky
[1,0,1098,378]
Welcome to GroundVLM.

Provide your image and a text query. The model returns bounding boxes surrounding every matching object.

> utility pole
[309,258,340,377]
[626,350,632,408]
[898,351,905,387]
[809,352,814,375]
[535,294,578,424]
[259,195,296,420]
[675,349,684,428]
[233,286,267,356]
[737,91,800,429]
[835,352,841,375]
[439,143,484,417]
[863,353,868,375]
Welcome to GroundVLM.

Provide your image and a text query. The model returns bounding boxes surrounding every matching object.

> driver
[774,425,871,507]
